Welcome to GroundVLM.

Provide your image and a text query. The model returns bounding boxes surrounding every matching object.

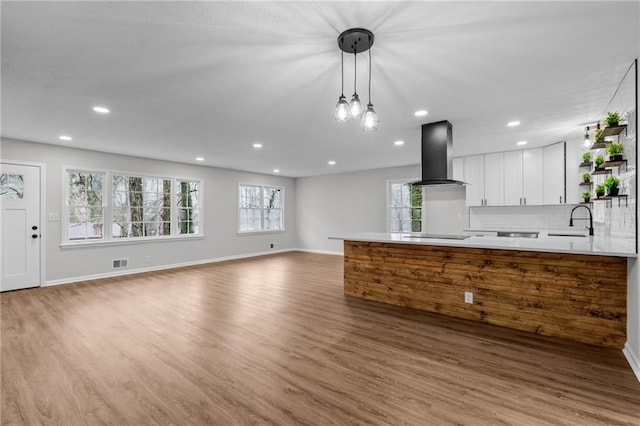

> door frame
[0,159,47,288]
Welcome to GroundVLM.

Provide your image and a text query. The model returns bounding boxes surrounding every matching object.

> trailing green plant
[594,128,603,140]
[582,152,591,162]
[604,176,620,190]
[582,172,591,182]
[595,184,606,197]
[594,155,605,168]
[582,191,591,202]
[606,142,624,156]
[604,111,621,126]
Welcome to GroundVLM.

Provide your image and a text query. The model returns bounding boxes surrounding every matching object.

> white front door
[1,163,41,291]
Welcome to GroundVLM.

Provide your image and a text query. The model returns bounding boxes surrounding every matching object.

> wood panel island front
[331,233,636,349]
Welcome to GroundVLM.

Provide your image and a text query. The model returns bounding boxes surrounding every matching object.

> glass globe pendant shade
[334,95,350,122]
[361,103,379,131]
[350,93,363,119]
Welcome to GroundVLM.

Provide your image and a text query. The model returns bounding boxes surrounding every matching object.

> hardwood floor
[2,252,639,425]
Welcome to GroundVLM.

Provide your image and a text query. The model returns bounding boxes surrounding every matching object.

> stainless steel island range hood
[411,120,466,186]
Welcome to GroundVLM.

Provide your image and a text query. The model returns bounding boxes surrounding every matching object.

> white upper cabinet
[543,142,566,204]
[522,148,544,205]
[456,142,565,207]
[463,155,485,206]
[483,152,504,206]
[503,150,523,205]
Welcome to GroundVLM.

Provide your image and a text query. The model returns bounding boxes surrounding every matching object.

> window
[64,168,202,244]
[176,180,200,235]
[67,171,105,240]
[238,184,284,232]
[388,180,423,233]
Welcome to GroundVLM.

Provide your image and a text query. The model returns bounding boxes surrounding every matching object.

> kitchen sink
[496,231,539,239]
[402,234,470,240]
[547,232,587,237]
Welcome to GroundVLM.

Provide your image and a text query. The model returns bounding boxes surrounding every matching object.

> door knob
[32,225,38,230]
[32,234,38,239]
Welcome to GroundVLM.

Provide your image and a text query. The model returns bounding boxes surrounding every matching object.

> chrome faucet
[569,205,594,236]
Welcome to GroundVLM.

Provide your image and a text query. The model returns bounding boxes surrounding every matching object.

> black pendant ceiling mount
[338,28,374,54]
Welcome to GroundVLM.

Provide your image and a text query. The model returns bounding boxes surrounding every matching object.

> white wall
[1,138,297,284]
[295,164,469,253]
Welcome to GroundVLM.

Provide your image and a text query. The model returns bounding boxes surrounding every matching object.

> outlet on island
[464,291,473,304]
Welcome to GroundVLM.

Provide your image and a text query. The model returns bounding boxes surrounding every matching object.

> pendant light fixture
[582,126,591,149]
[335,28,378,131]
[361,47,379,131]
[334,51,350,122]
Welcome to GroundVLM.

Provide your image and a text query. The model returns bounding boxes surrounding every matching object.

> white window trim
[62,166,204,246]
[386,178,424,233]
[237,182,285,234]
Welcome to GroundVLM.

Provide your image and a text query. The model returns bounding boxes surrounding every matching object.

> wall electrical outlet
[145,256,151,264]
[270,243,275,249]
[464,291,473,304]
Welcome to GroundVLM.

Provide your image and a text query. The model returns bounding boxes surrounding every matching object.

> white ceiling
[1,1,638,177]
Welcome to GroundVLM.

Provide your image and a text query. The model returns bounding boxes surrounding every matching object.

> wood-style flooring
[2,251,640,425]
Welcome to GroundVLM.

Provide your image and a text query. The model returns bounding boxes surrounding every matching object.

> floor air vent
[112,258,129,268]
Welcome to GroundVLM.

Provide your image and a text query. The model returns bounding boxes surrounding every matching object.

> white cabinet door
[503,150,523,206]
[543,142,566,204]
[483,152,504,206]
[463,155,484,206]
[452,157,464,181]
[522,148,543,205]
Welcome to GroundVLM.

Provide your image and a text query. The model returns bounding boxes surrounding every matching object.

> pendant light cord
[368,45,372,104]
[353,51,357,93]
[340,50,344,96]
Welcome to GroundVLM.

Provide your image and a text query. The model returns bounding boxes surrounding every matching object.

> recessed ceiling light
[394,140,405,146]
[196,157,204,162]
[253,143,263,148]
[414,110,428,117]
[508,121,521,127]
[273,169,280,173]
[92,106,110,114]
[516,140,528,145]
[58,135,72,141]
[328,161,336,165]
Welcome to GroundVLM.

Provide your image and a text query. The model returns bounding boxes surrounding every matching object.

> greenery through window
[238,184,284,232]
[67,171,105,240]
[389,181,423,233]
[65,169,201,242]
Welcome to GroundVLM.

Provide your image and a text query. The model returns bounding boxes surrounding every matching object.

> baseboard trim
[295,248,343,256]
[44,248,295,287]
[623,343,640,382]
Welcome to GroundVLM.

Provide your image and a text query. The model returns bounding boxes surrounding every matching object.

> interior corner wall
[295,165,418,254]
[0,138,297,284]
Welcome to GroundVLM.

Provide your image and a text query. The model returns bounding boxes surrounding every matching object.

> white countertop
[329,231,637,258]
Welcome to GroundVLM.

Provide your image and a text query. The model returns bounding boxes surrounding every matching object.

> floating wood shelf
[579,161,593,168]
[593,194,628,207]
[579,181,593,186]
[591,141,611,149]
[603,159,627,168]
[601,124,627,137]
[591,169,611,176]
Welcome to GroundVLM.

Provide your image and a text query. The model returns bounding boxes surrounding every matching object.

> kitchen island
[330,232,636,348]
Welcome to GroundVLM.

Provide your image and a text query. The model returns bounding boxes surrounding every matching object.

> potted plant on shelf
[606,142,624,162]
[582,172,591,183]
[595,184,606,198]
[594,155,605,170]
[582,152,591,163]
[604,176,620,196]
[605,111,621,127]
[582,191,591,203]
[594,128,604,142]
